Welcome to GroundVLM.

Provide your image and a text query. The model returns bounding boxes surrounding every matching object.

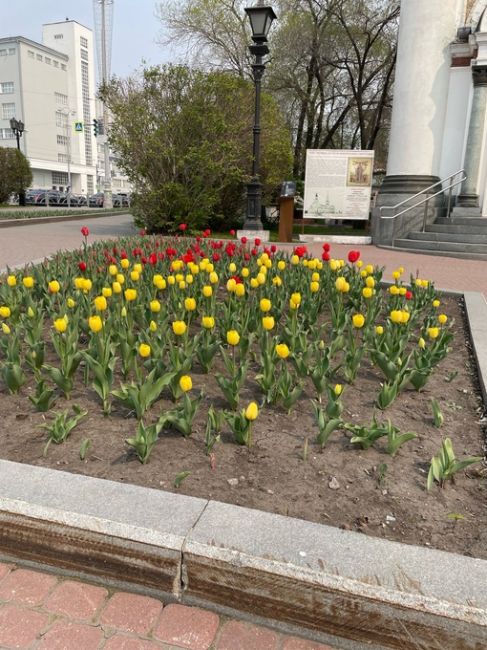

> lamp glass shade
[9,118,17,130]
[245,5,277,40]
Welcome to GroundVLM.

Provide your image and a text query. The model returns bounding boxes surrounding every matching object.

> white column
[387,0,460,177]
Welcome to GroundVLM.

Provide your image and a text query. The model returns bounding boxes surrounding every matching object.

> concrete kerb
[0,289,485,649]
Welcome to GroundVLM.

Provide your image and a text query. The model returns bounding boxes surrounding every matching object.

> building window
[0,82,14,94]
[8,48,15,55]
[55,111,68,128]
[57,134,69,146]
[0,50,7,57]
[87,175,94,194]
[80,49,88,61]
[0,128,15,140]
[61,64,67,71]
[54,34,63,40]
[53,60,59,68]
[58,154,69,163]
[28,50,34,58]
[45,57,51,65]
[52,171,68,185]
[80,36,88,48]
[55,92,68,105]
[2,103,15,119]
[36,54,43,62]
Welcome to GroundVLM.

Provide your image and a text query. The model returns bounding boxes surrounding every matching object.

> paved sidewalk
[0,562,336,650]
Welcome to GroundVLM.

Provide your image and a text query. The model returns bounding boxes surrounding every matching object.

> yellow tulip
[375,325,384,335]
[235,283,245,297]
[112,281,122,294]
[291,292,301,306]
[48,280,60,294]
[245,402,259,421]
[209,272,218,284]
[179,375,193,392]
[418,337,426,349]
[392,270,401,280]
[120,258,130,269]
[311,272,320,282]
[167,275,175,285]
[352,313,365,328]
[291,255,299,265]
[260,298,271,313]
[241,267,250,278]
[0,306,11,318]
[88,315,103,333]
[130,271,140,282]
[23,276,34,289]
[229,262,237,273]
[53,318,67,333]
[179,281,187,290]
[275,343,290,359]
[272,276,282,287]
[149,320,158,332]
[81,279,92,292]
[102,287,112,298]
[389,285,399,296]
[365,276,375,288]
[310,281,319,293]
[362,287,373,299]
[334,384,343,396]
[432,299,440,308]
[250,278,259,289]
[277,260,286,271]
[226,330,240,346]
[139,343,151,358]
[262,316,275,331]
[133,263,142,273]
[185,297,196,311]
[150,300,161,313]
[6,275,16,287]
[67,298,76,309]
[226,278,237,293]
[257,273,266,285]
[185,274,194,284]
[427,327,439,339]
[94,296,107,311]
[109,264,118,276]
[390,310,403,324]
[438,314,448,325]
[116,274,125,285]
[124,289,137,301]
[172,320,187,336]
[175,274,184,283]
[202,316,215,329]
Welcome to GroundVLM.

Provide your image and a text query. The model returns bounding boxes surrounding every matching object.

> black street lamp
[243,1,277,231]
[9,118,26,206]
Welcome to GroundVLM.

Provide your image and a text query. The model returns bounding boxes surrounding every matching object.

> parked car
[34,190,66,207]
[88,192,125,208]
[59,193,88,207]
[25,189,47,205]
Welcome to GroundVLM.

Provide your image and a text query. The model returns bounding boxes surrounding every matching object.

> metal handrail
[379,169,466,244]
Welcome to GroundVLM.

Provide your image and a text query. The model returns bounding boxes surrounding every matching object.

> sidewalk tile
[0,567,57,606]
[0,604,49,648]
[282,637,335,650]
[45,579,108,621]
[0,563,12,582]
[103,636,163,649]
[37,621,104,649]
[216,620,279,650]
[153,604,219,650]
[99,591,163,634]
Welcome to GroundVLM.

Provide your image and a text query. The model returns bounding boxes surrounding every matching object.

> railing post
[422,198,429,232]
[447,181,453,219]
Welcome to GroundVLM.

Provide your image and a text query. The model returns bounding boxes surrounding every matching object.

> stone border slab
[0,290,485,649]
[299,234,372,244]
[0,211,129,229]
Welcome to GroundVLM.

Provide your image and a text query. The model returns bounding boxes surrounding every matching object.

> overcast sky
[3,0,179,78]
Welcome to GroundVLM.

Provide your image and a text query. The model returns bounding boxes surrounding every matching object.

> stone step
[409,230,487,244]
[426,223,487,235]
[435,216,487,226]
[449,206,482,218]
[394,238,487,260]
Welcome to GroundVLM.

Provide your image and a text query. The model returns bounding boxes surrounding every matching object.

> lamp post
[243,1,276,231]
[9,118,26,206]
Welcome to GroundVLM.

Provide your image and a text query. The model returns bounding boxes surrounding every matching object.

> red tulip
[254,238,261,246]
[241,236,248,245]
[405,290,413,300]
[78,261,87,272]
[179,223,187,231]
[322,243,331,252]
[80,226,89,237]
[322,252,330,261]
[229,229,236,236]
[348,250,360,263]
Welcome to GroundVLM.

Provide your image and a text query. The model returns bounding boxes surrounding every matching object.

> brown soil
[1,296,486,558]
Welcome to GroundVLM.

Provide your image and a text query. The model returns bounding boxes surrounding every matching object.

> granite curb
[0,210,129,229]
[0,290,485,649]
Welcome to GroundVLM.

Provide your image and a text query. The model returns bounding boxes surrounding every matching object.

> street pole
[10,117,26,206]
[100,0,113,209]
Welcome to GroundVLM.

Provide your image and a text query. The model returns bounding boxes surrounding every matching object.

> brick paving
[0,562,336,650]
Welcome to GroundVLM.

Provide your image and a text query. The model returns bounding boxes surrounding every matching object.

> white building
[372,0,487,256]
[0,20,98,195]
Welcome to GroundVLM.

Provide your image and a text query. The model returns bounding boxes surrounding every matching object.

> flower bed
[0,229,485,557]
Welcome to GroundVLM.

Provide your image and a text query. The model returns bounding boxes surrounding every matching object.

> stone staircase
[393,207,487,259]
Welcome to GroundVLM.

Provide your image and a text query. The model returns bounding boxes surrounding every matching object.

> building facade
[0,20,98,195]
[373,0,487,244]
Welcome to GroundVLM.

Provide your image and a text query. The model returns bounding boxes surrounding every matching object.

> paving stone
[0,604,49,648]
[153,604,219,650]
[99,591,163,634]
[103,636,164,649]
[281,637,335,650]
[216,620,279,650]
[37,620,104,649]
[44,579,108,621]
[0,567,58,606]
